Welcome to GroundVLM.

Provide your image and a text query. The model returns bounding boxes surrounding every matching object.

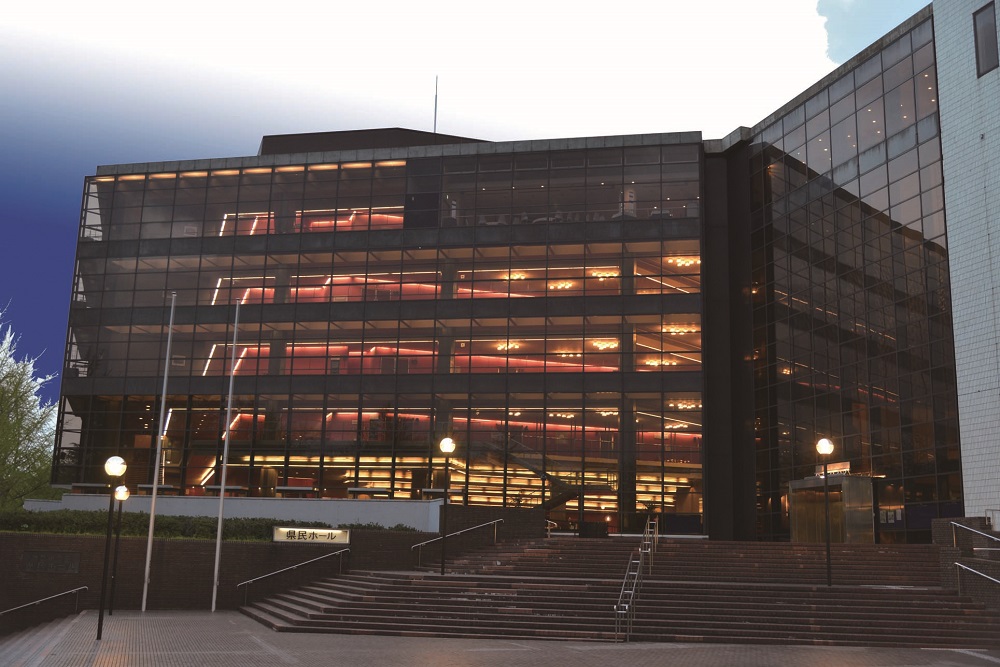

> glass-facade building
[58,132,708,534]
[56,4,995,541]
[749,11,962,542]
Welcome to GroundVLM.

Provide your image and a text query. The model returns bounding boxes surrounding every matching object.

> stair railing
[0,586,88,618]
[640,518,658,570]
[546,519,557,538]
[951,522,1000,551]
[236,548,350,605]
[614,547,645,642]
[954,562,1000,597]
[410,519,504,567]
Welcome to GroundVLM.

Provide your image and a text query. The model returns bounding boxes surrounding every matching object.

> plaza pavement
[3,610,1000,667]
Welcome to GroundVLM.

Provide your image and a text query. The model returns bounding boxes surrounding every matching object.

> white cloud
[3,0,838,142]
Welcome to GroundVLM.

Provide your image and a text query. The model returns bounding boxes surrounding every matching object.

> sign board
[815,461,851,476]
[272,527,350,544]
[22,551,80,574]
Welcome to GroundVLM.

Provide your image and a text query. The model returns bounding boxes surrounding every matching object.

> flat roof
[94,131,703,176]
[258,128,483,155]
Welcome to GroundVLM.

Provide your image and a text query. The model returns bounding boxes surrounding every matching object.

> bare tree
[0,321,58,511]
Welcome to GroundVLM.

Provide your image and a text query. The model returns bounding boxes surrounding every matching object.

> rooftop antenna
[433,75,438,133]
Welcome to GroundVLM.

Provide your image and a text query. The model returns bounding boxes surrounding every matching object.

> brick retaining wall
[932,517,1000,610]
[0,505,543,633]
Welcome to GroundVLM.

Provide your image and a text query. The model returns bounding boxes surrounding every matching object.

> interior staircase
[241,536,1000,648]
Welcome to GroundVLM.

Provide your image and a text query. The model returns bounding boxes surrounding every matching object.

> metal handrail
[546,520,557,537]
[954,562,1000,597]
[615,548,645,641]
[411,519,504,567]
[951,521,1000,548]
[614,518,659,640]
[646,517,659,547]
[0,586,88,617]
[640,518,658,569]
[236,548,349,605]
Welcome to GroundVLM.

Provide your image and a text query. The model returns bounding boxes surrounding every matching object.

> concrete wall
[935,0,1000,518]
[1,505,544,634]
[25,494,443,532]
[0,530,424,635]
[932,516,1000,609]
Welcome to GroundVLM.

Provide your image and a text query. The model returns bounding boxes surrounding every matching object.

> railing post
[953,522,957,548]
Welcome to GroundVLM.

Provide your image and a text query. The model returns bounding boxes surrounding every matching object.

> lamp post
[439,437,456,576]
[816,437,834,587]
[109,484,130,616]
[97,456,127,640]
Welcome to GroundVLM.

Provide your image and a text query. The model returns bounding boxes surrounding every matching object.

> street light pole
[109,485,130,616]
[97,456,127,640]
[439,437,456,577]
[816,438,834,587]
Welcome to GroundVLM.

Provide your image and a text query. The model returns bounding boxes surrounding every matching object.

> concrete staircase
[242,537,1000,648]
[0,613,81,667]
[245,572,619,641]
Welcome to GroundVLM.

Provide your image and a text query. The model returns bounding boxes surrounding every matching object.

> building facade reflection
[750,13,961,543]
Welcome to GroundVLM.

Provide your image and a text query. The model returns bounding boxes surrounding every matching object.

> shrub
[335,521,417,532]
[0,509,328,541]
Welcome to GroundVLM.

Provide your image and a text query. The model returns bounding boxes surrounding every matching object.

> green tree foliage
[0,322,58,511]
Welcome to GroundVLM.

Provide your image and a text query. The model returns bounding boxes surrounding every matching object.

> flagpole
[211,299,240,612]
[142,291,176,612]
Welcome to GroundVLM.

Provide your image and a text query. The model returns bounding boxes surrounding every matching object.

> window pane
[975,3,999,77]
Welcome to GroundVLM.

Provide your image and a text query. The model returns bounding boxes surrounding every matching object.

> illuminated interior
[62,143,706,533]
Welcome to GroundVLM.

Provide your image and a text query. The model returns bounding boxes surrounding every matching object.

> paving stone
[2,610,999,667]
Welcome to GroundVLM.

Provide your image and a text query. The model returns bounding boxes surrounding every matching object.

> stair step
[239,537,1000,649]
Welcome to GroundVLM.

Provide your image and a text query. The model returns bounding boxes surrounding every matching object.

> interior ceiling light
[592,340,619,350]
[666,257,701,268]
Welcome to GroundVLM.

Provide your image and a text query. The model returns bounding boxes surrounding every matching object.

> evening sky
[0,1,929,403]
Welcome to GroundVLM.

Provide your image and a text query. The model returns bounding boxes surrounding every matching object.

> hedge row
[0,509,329,541]
[0,510,418,540]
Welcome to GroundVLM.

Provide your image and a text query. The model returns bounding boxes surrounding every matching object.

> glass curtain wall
[749,18,962,542]
[58,143,705,533]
